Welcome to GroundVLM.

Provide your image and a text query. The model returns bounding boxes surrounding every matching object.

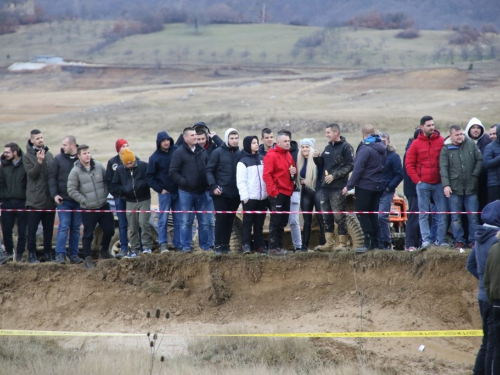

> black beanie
[243,136,258,154]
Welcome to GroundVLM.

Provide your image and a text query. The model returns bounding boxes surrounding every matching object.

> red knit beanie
[115,139,128,153]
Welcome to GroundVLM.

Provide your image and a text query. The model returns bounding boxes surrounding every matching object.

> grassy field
[1,21,498,68]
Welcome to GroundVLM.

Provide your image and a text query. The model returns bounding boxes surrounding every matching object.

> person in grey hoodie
[67,145,114,269]
[343,124,387,252]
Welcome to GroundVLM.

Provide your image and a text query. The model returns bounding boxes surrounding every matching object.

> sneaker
[436,242,451,248]
[100,250,114,259]
[355,246,368,253]
[115,249,128,259]
[84,256,95,269]
[255,247,267,254]
[419,241,432,251]
[242,244,251,255]
[299,245,309,252]
[182,249,192,254]
[160,243,169,254]
[44,253,55,262]
[15,253,25,262]
[468,242,475,249]
[125,251,138,259]
[455,242,466,249]
[55,253,66,264]
[142,248,152,254]
[28,253,40,264]
[268,248,288,256]
[405,246,417,252]
[0,251,12,265]
[214,246,223,256]
[69,255,83,264]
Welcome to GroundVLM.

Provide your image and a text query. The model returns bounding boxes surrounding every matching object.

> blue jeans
[179,189,210,251]
[378,190,392,247]
[158,192,181,249]
[288,191,302,248]
[205,192,215,248]
[114,198,129,251]
[449,193,478,244]
[416,182,447,244]
[55,200,82,257]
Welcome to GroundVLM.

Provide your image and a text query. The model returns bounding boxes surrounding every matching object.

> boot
[315,232,335,252]
[334,235,349,251]
[100,249,114,259]
[84,256,95,269]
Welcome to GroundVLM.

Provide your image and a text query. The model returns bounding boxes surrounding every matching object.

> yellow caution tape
[0,329,483,338]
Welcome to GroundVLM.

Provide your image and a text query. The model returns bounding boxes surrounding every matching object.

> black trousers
[473,300,494,375]
[405,195,421,248]
[268,193,290,250]
[1,199,27,256]
[301,186,325,247]
[488,186,500,204]
[354,186,382,249]
[27,209,55,255]
[212,195,240,248]
[81,204,114,257]
[241,199,267,250]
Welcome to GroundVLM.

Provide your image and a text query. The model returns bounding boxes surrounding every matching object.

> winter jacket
[313,136,354,190]
[405,129,444,185]
[465,117,491,153]
[236,150,267,202]
[439,136,482,196]
[206,144,241,198]
[466,200,500,302]
[111,160,151,203]
[346,134,387,192]
[24,140,55,209]
[67,159,109,209]
[146,131,178,194]
[381,145,403,193]
[482,126,500,187]
[0,151,26,201]
[48,149,79,201]
[175,133,223,156]
[106,154,123,199]
[263,145,295,197]
[485,233,500,303]
[258,143,274,157]
[169,142,208,194]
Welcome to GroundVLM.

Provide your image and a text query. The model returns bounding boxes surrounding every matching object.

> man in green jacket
[439,125,482,249]
[0,142,27,263]
[67,145,114,269]
[24,129,56,263]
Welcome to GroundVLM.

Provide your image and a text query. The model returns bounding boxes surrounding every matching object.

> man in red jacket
[405,115,449,249]
[263,131,296,256]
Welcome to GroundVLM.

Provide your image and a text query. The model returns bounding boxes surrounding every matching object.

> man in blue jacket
[483,124,500,203]
[377,132,403,250]
[467,200,500,375]
[146,131,180,253]
[343,124,386,252]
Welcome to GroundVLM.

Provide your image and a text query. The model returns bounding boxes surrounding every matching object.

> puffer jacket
[169,142,208,194]
[0,151,26,201]
[346,134,387,191]
[48,149,79,201]
[439,136,482,196]
[381,145,403,193]
[405,129,444,185]
[313,136,354,190]
[24,139,55,209]
[206,143,241,198]
[263,145,295,197]
[465,117,491,153]
[146,131,178,194]
[111,159,151,203]
[236,150,267,201]
[482,126,500,187]
[67,159,108,209]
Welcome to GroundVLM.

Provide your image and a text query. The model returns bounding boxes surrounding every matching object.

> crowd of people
[0,117,499,266]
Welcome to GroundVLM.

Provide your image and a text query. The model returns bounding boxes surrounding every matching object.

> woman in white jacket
[236,136,268,254]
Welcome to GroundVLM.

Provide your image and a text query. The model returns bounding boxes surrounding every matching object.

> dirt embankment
[0,251,480,373]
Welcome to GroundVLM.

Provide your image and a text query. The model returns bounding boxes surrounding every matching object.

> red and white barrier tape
[0,208,483,214]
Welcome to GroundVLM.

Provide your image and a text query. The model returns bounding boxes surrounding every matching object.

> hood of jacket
[224,128,239,148]
[156,131,174,151]
[417,129,442,142]
[26,139,49,155]
[476,200,500,245]
[363,134,386,154]
[465,117,485,141]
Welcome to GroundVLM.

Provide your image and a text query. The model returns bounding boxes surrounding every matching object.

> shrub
[288,18,308,26]
[382,12,414,29]
[0,11,19,35]
[448,24,481,45]
[396,28,420,39]
[294,30,325,49]
[481,23,499,34]
[206,3,242,24]
[349,10,414,30]
[349,11,385,30]
[159,8,189,24]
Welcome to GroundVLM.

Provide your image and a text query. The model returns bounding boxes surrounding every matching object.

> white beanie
[300,138,315,148]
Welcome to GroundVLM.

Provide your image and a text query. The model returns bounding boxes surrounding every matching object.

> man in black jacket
[49,136,82,264]
[0,142,27,263]
[206,128,241,255]
[313,123,354,252]
[111,149,152,258]
[169,127,210,253]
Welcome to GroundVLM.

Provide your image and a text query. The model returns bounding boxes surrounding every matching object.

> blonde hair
[297,146,317,190]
